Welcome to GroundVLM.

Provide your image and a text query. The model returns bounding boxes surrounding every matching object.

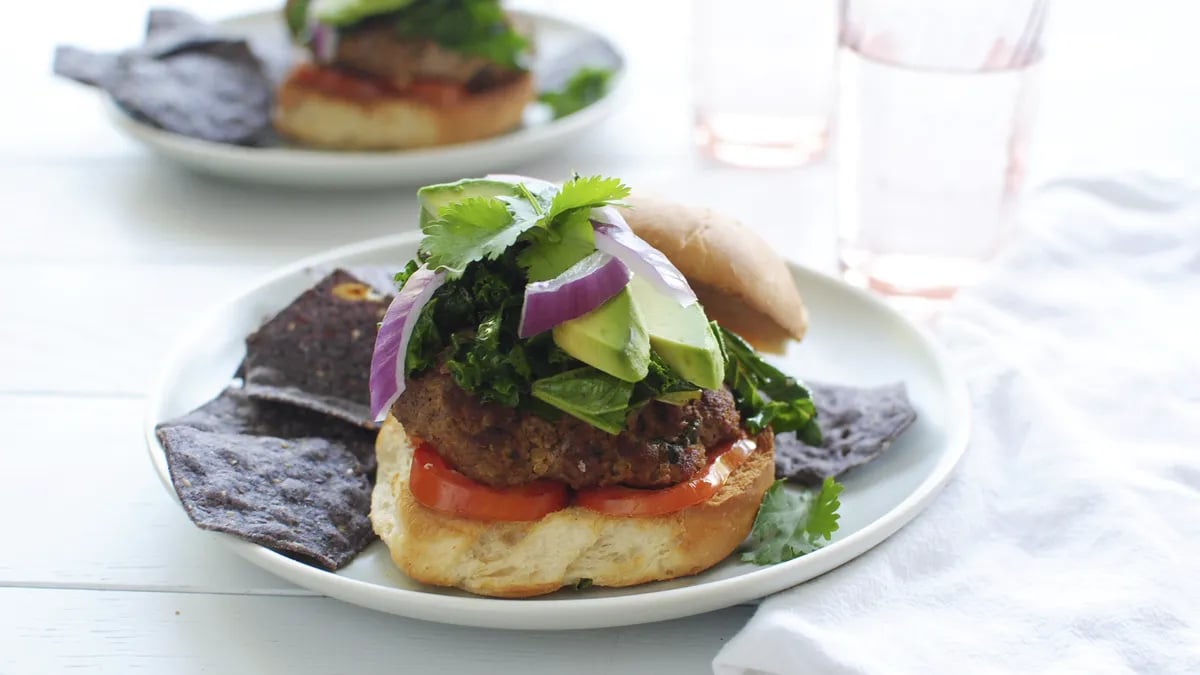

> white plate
[145,233,969,630]
[107,10,626,188]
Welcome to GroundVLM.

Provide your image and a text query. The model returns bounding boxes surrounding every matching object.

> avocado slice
[628,276,725,390]
[417,178,519,228]
[552,288,650,383]
[312,0,417,27]
[417,176,558,228]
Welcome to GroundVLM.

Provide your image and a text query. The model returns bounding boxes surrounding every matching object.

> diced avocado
[627,276,725,390]
[552,288,650,383]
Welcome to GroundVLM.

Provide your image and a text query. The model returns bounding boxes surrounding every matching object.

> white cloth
[714,174,1200,675]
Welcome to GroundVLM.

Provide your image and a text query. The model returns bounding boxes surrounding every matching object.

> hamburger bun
[370,416,776,598]
[619,196,809,353]
[273,68,534,150]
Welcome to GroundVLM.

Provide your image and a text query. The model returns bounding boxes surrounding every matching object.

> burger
[368,174,825,597]
[277,0,534,149]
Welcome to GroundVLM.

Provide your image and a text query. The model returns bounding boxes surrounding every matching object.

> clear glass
[835,0,1046,298]
[692,0,838,168]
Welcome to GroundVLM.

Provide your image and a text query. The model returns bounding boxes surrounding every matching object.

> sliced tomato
[410,442,569,522]
[407,79,465,106]
[575,438,758,517]
[291,65,465,105]
[291,63,394,101]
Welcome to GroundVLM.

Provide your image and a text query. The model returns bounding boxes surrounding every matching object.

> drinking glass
[835,0,1047,298]
[692,0,838,168]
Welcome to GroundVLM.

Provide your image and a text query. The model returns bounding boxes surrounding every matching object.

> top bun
[619,196,808,353]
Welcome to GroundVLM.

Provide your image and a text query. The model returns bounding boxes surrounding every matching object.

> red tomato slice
[407,79,465,106]
[292,63,394,101]
[575,438,758,517]
[410,442,569,522]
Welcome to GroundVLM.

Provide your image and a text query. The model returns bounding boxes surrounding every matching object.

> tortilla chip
[241,269,391,429]
[774,382,917,485]
[52,9,273,145]
[157,388,375,570]
[164,387,377,472]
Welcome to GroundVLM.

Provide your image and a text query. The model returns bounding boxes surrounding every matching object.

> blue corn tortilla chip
[52,9,274,145]
[157,388,375,570]
[241,269,392,430]
[165,386,378,472]
[774,382,917,485]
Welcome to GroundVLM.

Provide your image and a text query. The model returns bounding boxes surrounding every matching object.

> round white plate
[107,10,626,188]
[145,233,969,630]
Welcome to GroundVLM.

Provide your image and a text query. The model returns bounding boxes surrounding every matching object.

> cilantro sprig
[539,67,614,118]
[742,477,843,565]
[419,197,525,276]
[419,175,630,280]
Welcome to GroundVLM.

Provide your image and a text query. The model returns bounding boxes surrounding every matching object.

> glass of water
[692,0,838,168]
[835,0,1047,298]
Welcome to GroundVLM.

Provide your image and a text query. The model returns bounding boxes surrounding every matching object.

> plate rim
[144,233,971,630]
[105,7,629,168]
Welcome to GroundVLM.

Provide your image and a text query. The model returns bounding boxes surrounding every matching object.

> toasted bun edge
[369,416,775,598]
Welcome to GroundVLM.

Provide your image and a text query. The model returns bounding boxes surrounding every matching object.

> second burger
[279,0,533,149]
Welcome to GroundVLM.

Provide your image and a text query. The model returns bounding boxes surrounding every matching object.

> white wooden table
[5,1,1199,672]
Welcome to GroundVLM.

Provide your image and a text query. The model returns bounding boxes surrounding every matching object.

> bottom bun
[370,415,776,598]
[273,69,534,150]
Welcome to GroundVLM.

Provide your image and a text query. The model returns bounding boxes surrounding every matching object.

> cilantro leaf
[419,197,529,277]
[715,324,822,443]
[548,175,631,222]
[517,208,597,281]
[741,477,842,565]
[539,67,614,118]
[512,174,626,280]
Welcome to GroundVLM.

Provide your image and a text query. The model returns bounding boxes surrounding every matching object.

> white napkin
[714,174,1200,675]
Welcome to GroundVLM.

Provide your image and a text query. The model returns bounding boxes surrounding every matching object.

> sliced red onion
[519,251,632,338]
[591,220,697,307]
[369,265,445,419]
[309,21,339,64]
[591,205,630,229]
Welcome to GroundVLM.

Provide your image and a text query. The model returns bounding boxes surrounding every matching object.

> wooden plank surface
[0,264,264,395]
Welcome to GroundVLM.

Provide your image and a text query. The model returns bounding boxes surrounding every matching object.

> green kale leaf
[716,324,822,443]
[391,0,528,69]
[632,352,702,406]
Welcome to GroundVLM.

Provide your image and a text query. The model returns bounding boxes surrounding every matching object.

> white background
[3,0,1199,672]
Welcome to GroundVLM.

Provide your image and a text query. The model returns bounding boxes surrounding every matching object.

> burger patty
[333,24,517,90]
[391,363,744,490]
